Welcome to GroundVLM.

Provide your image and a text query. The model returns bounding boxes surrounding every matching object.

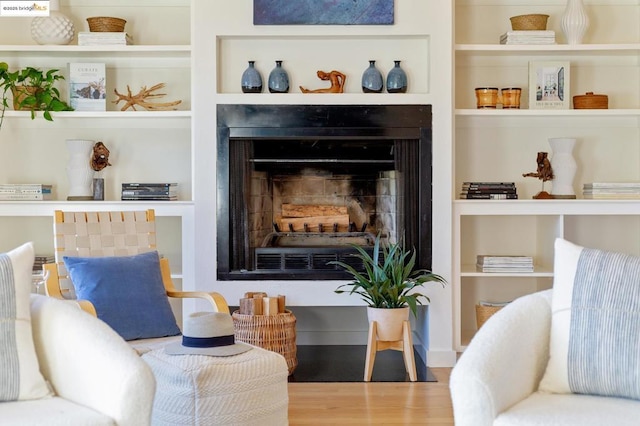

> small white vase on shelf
[30,0,75,45]
[549,137,577,199]
[561,0,590,45]
[66,139,95,200]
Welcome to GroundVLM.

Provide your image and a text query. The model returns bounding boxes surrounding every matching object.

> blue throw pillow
[63,251,181,341]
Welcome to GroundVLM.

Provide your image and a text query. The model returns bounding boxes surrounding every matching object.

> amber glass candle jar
[475,87,499,108]
[501,87,522,109]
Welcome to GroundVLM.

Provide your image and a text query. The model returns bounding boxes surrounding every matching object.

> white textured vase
[30,0,75,45]
[66,139,95,200]
[549,138,577,198]
[561,0,590,45]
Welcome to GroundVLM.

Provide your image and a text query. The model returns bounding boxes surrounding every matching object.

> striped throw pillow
[539,238,640,400]
[0,242,51,401]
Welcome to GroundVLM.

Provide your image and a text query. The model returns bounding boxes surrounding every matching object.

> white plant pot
[367,306,409,341]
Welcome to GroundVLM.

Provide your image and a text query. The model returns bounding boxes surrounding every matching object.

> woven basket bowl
[475,304,504,329]
[87,16,126,32]
[573,92,609,109]
[510,14,549,31]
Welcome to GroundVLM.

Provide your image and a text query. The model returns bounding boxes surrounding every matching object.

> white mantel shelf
[0,201,194,217]
[454,199,640,215]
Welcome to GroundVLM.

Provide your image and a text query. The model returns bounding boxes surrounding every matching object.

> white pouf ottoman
[142,346,289,426]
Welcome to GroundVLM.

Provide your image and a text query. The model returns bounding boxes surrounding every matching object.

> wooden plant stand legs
[364,320,417,382]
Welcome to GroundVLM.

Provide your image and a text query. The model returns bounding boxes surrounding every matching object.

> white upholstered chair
[0,294,156,426]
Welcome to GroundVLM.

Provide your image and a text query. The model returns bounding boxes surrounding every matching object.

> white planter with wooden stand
[364,306,417,382]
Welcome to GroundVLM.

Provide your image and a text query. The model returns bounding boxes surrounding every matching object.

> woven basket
[87,16,126,32]
[510,14,549,31]
[475,304,505,329]
[232,310,298,375]
[573,92,609,109]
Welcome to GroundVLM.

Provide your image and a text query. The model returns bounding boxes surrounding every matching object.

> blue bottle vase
[268,60,290,93]
[386,60,407,93]
[361,60,383,93]
[241,60,263,93]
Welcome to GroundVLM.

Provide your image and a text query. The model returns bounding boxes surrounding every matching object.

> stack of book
[499,30,556,45]
[476,255,534,273]
[77,31,133,46]
[460,182,518,200]
[33,254,54,274]
[121,183,178,201]
[0,184,52,201]
[583,182,640,199]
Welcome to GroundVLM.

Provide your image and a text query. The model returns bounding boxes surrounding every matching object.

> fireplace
[216,104,432,280]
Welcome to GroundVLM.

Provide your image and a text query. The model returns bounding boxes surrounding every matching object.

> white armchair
[0,294,156,426]
[450,289,640,426]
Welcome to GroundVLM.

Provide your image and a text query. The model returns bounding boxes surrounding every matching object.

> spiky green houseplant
[0,62,73,130]
[331,233,446,317]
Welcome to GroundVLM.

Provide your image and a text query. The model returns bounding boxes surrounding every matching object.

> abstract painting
[254,0,394,25]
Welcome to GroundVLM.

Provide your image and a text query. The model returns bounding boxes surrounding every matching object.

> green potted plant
[331,233,446,341]
[0,62,73,130]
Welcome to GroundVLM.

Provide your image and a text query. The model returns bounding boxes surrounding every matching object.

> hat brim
[164,341,252,357]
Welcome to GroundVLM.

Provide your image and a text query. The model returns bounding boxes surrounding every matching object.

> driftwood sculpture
[112,83,182,111]
[300,70,346,93]
[90,141,111,172]
[523,151,554,199]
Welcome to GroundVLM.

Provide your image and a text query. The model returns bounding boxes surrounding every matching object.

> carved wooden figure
[523,151,554,199]
[299,70,346,93]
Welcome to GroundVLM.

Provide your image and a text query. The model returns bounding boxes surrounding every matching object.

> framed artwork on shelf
[528,61,570,110]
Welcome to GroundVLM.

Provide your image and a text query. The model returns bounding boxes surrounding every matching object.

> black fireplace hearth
[216,104,432,280]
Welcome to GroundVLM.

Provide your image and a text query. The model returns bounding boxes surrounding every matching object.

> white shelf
[0,201,194,217]
[455,109,640,117]
[454,200,640,216]
[0,45,191,55]
[456,43,640,54]
[3,110,191,119]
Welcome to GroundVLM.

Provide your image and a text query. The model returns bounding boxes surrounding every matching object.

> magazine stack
[0,184,53,201]
[583,182,640,199]
[460,182,518,200]
[500,30,556,45]
[476,255,534,273]
[121,183,178,201]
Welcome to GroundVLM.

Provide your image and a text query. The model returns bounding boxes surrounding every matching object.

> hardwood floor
[287,368,454,425]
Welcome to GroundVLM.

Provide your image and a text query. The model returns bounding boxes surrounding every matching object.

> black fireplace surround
[216,104,433,280]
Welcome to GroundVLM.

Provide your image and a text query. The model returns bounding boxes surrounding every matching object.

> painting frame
[253,0,394,25]
[528,61,571,110]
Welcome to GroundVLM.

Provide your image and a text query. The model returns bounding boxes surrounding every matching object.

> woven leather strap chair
[44,209,229,316]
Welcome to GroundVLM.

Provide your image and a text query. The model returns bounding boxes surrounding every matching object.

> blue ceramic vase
[361,60,383,93]
[268,60,290,93]
[386,60,408,93]
[241,61,263,93]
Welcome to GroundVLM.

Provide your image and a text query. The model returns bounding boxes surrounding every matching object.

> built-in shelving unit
[454,0,640,350]
[0,0,193,293]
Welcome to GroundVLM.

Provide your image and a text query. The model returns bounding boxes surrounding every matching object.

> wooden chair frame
[45,209,229,316]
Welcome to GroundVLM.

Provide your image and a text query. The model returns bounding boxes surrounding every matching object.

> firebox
[216,104,432,280]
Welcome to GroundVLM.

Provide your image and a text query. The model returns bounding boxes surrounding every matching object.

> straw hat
[165,312,251,357]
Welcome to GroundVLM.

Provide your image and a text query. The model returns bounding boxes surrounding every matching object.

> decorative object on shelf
[522,151,555,199]
[66,139,96,201]
[86,16,127,33]
[0,62,73,131]
[561,0,589,45]
[241,61,263,93]
[500,30,556,45]
[475,87,499,108]
[528,61,571,110]
[386,60,407,93]
[509,14,549,30]
[253,0,394,25]
[573,92,608,109]
[548,138,577,199]
[299,70,346,93]
[112,83,182,111]
[69,63,107,111]
[268,60,290,93]
[501,87,522,109]
[361,60,383,93]
[476,301,510,329]
[91,141,111,172]
[330,233,445,382]
[30,0,75,45]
